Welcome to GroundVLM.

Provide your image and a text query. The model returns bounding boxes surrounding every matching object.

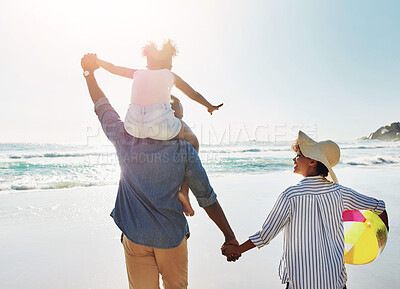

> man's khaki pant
[122,235,188,289]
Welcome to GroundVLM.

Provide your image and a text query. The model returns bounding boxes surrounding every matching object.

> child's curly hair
[142,39,178,62]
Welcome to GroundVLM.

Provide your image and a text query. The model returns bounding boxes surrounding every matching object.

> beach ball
[343,210,388,265]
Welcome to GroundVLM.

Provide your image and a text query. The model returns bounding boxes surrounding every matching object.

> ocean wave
[343,156,400,166]
[341,146,386,150]
[269,148,291,152]
[241,149,262,152]
[1,161,77,170]
[10,185,36,191]
[8,152,111,159]
[205,158,293,175]
[201,147,291,154]
[340,140,400,150]
[5,181,110,192]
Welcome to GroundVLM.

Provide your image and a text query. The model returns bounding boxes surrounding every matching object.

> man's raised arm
[81,53,105,104]
[81,53,124,146]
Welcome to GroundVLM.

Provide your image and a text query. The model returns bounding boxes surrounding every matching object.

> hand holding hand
[221,244,241,262]
[81,53,100,72]
[208,103,223,115]
[221,238,241,262]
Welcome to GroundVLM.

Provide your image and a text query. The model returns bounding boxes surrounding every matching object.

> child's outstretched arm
[173,73,223,115]
[96,57,137,79]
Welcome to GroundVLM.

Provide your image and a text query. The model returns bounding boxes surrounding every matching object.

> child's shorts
[124,102,182,140]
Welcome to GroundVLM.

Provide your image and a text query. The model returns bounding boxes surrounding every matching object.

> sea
[1,140,400,193]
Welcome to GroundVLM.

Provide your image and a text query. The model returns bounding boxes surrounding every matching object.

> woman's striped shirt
[249,176,385,289]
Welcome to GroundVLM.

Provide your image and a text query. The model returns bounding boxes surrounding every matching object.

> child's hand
[208,103,223,115]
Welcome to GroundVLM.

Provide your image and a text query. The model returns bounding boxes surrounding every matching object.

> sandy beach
[1,167,399,289]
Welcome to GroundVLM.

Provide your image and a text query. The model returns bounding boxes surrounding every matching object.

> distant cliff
[362,122,400,141]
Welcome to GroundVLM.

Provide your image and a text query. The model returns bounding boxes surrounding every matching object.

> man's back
[95,97,217,249]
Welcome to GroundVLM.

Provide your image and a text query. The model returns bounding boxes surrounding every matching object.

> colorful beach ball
[343,210,388,265]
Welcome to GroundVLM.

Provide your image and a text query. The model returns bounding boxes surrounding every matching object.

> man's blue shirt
[95,97,217,249]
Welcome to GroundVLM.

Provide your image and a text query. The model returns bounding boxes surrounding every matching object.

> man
[81,53,239,289]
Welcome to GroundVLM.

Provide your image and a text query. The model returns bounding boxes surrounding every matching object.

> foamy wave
[341,146,386,150]
[340,140,400,150]
[4,181,112,192]
[8,152,111,159]
[343,156,400,166]
[242,149,262,152]
[201,147,290,154]
[10,185,36,191]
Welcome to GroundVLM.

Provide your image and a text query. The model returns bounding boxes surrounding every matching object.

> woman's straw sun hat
[297,131,341,183]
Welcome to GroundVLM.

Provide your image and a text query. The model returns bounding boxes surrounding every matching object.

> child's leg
[178,182,193,217]
[171,95,183,120]
[175,121,199,151]
[175,121,199,216]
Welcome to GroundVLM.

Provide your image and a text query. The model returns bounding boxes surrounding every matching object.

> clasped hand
[221,240,241,262]
[81,53,100,71]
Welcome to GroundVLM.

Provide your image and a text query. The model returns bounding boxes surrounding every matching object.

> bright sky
[1,0,399,144]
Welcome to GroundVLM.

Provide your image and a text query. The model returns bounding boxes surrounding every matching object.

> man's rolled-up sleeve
[184,147,217,207]
[94,97,125,146]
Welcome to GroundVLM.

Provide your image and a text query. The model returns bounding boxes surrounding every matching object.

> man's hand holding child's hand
[81,53,100,72]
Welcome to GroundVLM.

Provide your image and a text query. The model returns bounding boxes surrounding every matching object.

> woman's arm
[97,58,137,79]
[379,210,389,232]
[173,73,223,115]
[223,239,255,257]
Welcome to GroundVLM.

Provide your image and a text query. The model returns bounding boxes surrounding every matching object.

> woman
[222,131,389,289]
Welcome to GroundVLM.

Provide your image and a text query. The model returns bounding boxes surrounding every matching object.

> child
[94,40,223,216]
[222,131,389,289]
